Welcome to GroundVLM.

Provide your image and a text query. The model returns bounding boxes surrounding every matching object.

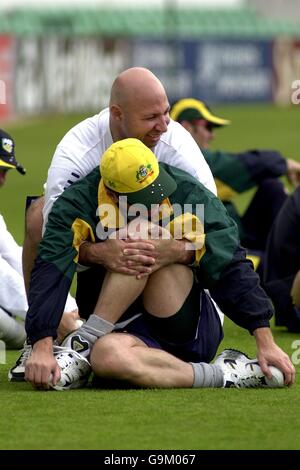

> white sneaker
[8,340,32,382]
[50,346,91,391]
[214,348,249,365]
[61,332,91,359]
[214,348,285,388]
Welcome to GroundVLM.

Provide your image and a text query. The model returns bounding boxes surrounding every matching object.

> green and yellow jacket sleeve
[26,168,100,344]
[26,163,274,344]
[166,164,274,332]
[202,149,287,201]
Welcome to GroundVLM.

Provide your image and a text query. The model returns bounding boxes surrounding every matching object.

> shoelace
[235,374,264,388]
[16,343,32,366]
[55,352,89,382]
[217,349,251,362]
[54,346,90,364]
[233,362,265,388]
[16,343,66,367]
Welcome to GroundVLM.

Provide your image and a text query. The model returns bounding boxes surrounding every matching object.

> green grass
[0,113,90,244]
[1,320,300,450]
[0,104,300,450]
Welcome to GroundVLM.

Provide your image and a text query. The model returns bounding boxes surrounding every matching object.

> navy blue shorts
[285,305,300,333]
[115,290,223,364]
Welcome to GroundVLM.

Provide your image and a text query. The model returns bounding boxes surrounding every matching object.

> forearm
[208,247,273,332]
[26,256,73,344]
[171,239,194,265]
[79,241,105,266]
[32,336,54,353]
[253,327,275,350]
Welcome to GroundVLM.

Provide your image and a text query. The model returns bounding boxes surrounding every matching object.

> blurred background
[0,0,299,241]
[1,0,300,118]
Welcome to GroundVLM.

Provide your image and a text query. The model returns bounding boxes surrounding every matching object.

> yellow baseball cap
[170,98,231,127]
[100,138,177,207]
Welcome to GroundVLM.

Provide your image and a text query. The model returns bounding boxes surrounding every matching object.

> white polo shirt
[43,108,216,227]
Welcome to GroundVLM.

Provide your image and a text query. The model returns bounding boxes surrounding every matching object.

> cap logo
[107,179,116,189]
[136,164,154,184]
[2,138,13,154]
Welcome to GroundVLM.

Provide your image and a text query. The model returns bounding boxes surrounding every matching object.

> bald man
[11,68,217,382]
[23,68,215,289]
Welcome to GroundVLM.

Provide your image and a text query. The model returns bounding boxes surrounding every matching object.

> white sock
[190,362,224,388]
[76,314,114,344]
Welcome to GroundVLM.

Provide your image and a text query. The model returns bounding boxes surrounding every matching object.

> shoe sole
[8,371,26,382]
[49,378,89,391]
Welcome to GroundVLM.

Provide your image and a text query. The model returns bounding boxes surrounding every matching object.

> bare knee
[143,264,193,316]
[25,196,44,244]
[90,333,144,380]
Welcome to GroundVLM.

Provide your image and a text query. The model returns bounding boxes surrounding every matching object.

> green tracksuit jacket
[26,163,274,344]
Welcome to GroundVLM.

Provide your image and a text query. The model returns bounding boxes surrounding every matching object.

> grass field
[0,104,300,450]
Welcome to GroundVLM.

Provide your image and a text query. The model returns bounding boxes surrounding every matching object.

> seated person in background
[23,138,294,391]
[0,130,27,348]
[264,186,300,332]
[0,129,80,369]
[170,98,300,254]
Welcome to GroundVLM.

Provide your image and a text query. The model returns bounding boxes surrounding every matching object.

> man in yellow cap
[0,128,26,180]
[24,138,294,391]
[0,129,28,349]
[170,98,300,254]
[0,130,79,376]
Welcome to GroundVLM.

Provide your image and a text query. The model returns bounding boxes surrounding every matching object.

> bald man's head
[109,67,170,148]
[110,67,167,108]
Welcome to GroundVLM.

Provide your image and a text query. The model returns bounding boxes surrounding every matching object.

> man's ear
[109,104,123,122]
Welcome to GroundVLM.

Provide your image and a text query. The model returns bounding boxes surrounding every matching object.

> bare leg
[75,261,224,388]
[69,270,149,349]
[291,270,300,308]
[73,220,198,368]
[22,196,44,295]
[90,263,197,387]
[57,310,81,344]
[142,263,194,317]
[93,271,147,323]
[89,262,193,326]
[91,333,194,388]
